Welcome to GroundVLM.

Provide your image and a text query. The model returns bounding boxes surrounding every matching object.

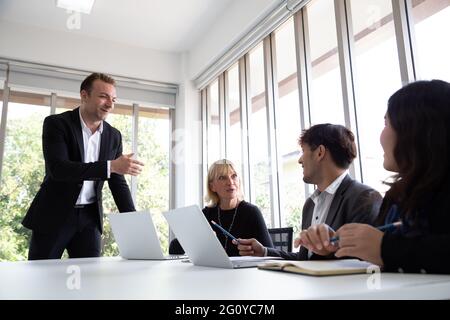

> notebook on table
[258,259,377,276]
[163,205,280,269]
[108,210,185,260]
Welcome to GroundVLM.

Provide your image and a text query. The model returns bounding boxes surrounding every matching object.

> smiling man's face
[80,79,116,123]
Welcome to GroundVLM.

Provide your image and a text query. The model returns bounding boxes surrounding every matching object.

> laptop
[163,205,280,269]
[108,210,185,260]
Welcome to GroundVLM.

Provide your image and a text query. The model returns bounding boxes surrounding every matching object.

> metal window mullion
[296,6,314,198]
[334,0,362,182]
[392,0,417,84]
[239,57,251,201]
[0,68,10,183]
[263,36,281,228]
[169,107,176,210]
[218,74,226,158]
[294,9,312,132]
[243,54,255,203]
[130,103,139,203]
[50,93,57,115]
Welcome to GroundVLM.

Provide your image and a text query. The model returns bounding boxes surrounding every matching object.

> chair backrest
[268,227,293,252]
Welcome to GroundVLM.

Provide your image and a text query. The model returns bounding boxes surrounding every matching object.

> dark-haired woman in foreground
[300,80,450,274]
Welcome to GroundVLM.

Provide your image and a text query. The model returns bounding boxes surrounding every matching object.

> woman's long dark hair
[378,80,450,222]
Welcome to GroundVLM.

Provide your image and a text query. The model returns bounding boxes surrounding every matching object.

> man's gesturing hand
[111,153,144,176]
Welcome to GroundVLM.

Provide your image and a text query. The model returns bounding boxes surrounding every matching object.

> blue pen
[329,221,402,243]
[211,220,241,245]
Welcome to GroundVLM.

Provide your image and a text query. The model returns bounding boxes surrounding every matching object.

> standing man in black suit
[22,73,144,260]
[236,124,382,260]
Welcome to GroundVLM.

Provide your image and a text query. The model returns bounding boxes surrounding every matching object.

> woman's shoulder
[239,201,262,213]
[202,205,216,216]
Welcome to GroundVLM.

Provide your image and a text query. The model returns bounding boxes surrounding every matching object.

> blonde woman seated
[169,159,273,256]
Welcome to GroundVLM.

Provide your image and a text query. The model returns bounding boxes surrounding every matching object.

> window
[411,0,450,82]
[248,43,272,226]
[0,91,50,261]
[201,0,447,234]
[103,107,134,176]
[306,0,345,125]
[274,18,305,233]
[350,0,401,193]
[99,105,133,256]
[137,107,170,253]
[0,89,173,260]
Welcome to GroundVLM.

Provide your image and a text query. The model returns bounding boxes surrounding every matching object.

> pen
[211,220,241,245]
[329,221,402,243]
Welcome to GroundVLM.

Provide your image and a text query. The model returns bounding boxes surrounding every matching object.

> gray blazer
[267,174,382,260]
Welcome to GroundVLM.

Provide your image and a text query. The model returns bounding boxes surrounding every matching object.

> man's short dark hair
[299,123,357,169]
[80,73,116,94]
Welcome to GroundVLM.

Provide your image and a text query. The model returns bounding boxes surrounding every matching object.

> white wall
[174,53,203,208]
[187,0,279,80]
[0,20,181,84]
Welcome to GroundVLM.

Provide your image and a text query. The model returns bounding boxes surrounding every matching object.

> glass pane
[350,0,401,193]
[307,0,345,125]
[0,91,50,261]
[274,17,305,233]
[411,0,450,82]
[248,43,272,227]
[226,63,242,170]
[207,80,220,167]
[137,107,170,253]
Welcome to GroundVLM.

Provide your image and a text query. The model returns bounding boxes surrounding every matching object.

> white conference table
[1,257,450,300]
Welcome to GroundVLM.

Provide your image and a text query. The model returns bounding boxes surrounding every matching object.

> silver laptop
[108,210,185,260]
[163,205,280,269]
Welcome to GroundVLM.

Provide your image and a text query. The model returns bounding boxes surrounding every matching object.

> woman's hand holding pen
[334,223,384,267]
[295,224,339,256]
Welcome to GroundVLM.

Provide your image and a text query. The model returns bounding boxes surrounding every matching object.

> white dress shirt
[307,171,347,258]
[75,110,110,205]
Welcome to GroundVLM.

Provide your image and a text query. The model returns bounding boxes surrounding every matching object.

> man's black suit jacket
[267,175,382,260]
[22,108,135,234]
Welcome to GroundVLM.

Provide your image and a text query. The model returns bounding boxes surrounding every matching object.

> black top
[381,181,450,274]
[169,201,273,256]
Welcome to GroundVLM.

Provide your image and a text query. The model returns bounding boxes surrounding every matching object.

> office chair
[268,227,293,252]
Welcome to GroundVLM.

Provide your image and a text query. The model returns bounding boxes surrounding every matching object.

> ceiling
[0,0,235,52]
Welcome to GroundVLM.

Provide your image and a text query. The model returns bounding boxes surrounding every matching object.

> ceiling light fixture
[56,0,95,14]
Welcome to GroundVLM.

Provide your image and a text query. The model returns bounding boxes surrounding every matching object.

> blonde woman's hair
[205,159,244,207]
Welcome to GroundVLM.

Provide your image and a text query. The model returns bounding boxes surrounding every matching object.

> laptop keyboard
[167,255,187,260]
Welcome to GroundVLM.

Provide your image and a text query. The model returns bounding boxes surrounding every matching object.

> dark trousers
[28,203,101,260]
